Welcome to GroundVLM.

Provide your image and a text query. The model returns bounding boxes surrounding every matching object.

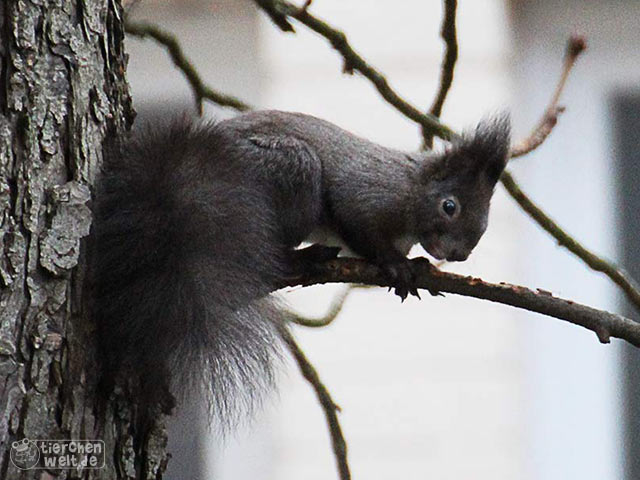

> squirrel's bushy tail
[92,119,285,424]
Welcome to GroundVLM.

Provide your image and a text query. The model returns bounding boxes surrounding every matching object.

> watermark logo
[10,438,104,470]
[10,439,39,470]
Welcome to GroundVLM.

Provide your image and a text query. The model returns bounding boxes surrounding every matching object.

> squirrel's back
[92,118,285,422]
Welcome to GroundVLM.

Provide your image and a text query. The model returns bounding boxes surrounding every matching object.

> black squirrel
[92,110,510,422]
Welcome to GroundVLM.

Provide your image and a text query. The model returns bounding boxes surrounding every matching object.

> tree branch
[124,9,640,480]
[423,0,458,148]
[498,34,640,312]
[509,35,586,158]
[501,171,640,311]
[426,0,458,131]
[285,258,640,348]
[251,4,640,321]
[252,0,457,140]
[124,21,252,114]
[278,326,351,480]
[135,4,639,338]
[287,285,362,328]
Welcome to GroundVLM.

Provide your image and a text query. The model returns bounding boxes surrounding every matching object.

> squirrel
[91,110,510,424]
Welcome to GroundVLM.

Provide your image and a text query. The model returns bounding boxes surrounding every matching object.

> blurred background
[125,1,640,479]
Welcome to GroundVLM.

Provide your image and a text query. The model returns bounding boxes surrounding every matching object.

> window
[612,92,640,480]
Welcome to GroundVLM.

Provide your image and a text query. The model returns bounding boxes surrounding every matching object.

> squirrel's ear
[421,114,511,184]
[454,113,511,184]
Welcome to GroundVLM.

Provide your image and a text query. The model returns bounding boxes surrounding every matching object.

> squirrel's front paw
[382,261,420,301]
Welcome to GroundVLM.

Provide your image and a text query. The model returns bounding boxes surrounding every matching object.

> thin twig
[130,12,640,338]
[500,34,640,312]
[424,0,458,147]
[285,258,640,348]
[125,11,640,479]
[254,0,296,32]
[509,35,586,158]
[287,285,353,328]
[252,0,457,140]
[501,171,640,312]
[287,284,375,327]
[251,4,640,318]
[278,326,351,480]
[124,21,252,114]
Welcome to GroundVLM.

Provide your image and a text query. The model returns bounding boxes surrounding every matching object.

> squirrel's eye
[441,198,457,217]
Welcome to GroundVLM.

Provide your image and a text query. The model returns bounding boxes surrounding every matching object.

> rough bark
[0,1,166,478]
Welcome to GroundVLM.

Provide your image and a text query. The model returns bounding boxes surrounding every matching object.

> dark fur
[93,120,287,425]
[92,111,510,424]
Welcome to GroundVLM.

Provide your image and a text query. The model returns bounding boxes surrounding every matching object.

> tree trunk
[0,1,167,478]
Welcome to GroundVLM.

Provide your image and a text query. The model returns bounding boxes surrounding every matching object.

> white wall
[126,0,264,117]
[509,1,638,479]
[245,1,527,479]
[124,1,631,478]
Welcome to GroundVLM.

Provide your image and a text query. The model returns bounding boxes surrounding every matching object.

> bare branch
[285,258,640,348]
[252,2,584,155]
[251,0,457,140]
[510,35,586,158]
[124,11,640,479]
[498,34,640,313]
[501,171,640,312]
[254,0,296,32]
[125,21,252,114]
[287,286,351,327]
[287,285,375,328]
[425,0,458,146]
[130,16,640,341]
[278,326,351,480]
[250,8,640,321]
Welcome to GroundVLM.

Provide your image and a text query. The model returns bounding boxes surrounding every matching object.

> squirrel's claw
[382,261,420,301]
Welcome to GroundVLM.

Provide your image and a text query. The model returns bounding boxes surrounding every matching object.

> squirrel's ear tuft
[455,113,511,184]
